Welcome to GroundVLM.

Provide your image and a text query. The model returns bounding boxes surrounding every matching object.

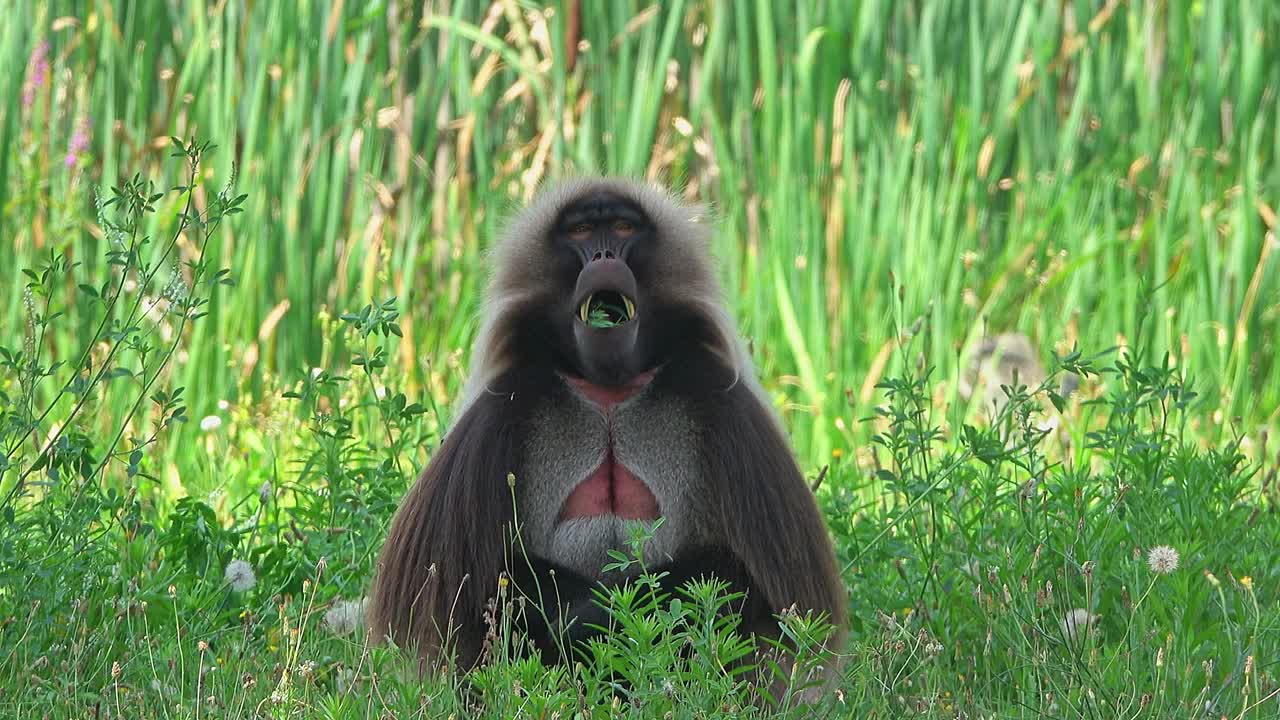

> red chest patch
[562,369,656,412]
[558,452,660,521]
[557,370,661,522]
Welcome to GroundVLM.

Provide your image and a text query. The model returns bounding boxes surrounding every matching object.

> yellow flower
[831,448,843,459]
[1240,576,1253,590]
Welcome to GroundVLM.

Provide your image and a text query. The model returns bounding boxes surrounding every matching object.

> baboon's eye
[569,223,592,241]
[612,219,635,236]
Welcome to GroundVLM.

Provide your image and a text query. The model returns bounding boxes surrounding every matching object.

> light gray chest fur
[515,377,708,580]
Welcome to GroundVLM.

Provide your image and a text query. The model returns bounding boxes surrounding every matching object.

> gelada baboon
[367,177,847,694]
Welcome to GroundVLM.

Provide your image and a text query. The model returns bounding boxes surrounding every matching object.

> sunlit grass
[3,1,1276,488]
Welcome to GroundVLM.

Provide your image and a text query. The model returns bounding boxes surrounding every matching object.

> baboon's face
[546,191,664,389]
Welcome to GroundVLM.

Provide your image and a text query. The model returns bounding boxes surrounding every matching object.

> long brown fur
[367,177,847,686]
[364,367,536,669]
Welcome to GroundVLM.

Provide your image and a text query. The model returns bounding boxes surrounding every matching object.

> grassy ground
[1,1,1278,717]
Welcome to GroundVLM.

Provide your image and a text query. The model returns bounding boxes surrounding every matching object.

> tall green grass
[3,3,1280,716]
[4,1,1278,493]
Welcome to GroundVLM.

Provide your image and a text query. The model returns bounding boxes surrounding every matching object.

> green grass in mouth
[586,295,630,328]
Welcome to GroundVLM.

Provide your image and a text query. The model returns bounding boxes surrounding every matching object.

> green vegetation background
[1,1,1278,717]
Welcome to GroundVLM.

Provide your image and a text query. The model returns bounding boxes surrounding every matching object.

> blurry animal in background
[959,331,1079,418]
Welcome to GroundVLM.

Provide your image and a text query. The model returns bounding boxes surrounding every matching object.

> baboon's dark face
[548,191,663,389]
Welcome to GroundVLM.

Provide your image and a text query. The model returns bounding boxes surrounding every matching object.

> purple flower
[22,40,49,110]
[66,117,91,168]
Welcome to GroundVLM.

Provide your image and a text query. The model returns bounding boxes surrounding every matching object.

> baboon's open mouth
[571,259,641,385]
[578,290,636,328]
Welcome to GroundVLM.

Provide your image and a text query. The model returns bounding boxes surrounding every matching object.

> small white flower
[200,415,223,432]
[324,597,368,636]
[1147,545,1180,575]
[217,399,230,410]
[224,559,256,592]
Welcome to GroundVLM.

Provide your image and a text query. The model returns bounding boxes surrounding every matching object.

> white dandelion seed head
[324,597,368,637]
[199,415,223,432]
[1147,545,1180,575]
[224,559,256,592]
